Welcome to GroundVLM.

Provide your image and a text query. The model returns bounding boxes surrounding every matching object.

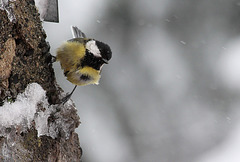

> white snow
[35,106,53,137]
[0,83,46,128]
[0,83,77,139]
[180,40,186,45]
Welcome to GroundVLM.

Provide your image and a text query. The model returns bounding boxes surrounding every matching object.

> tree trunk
[0,0,82,161]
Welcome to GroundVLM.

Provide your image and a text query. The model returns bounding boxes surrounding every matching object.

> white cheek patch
[86,40,101,57]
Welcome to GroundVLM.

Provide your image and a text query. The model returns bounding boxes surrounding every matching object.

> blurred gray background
[43,0,240,162]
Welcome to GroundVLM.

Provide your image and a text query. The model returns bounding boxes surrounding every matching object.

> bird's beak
[102,58,109,64]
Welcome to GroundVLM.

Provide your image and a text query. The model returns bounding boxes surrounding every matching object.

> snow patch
[0,83,45,128]
[0,83,78,139]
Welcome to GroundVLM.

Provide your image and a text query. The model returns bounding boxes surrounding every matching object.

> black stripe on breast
[80,74,91,81]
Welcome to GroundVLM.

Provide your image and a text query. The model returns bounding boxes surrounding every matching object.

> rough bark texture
[0,0,82,161]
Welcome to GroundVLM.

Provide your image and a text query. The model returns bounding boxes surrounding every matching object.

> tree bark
[0,0,82,161]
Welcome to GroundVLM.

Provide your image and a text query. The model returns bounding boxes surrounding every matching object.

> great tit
[56,26,112,104]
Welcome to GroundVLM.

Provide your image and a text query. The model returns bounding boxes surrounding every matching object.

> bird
[56,26,112,104]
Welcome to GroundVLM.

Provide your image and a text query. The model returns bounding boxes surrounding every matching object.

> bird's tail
[71,26,86,38]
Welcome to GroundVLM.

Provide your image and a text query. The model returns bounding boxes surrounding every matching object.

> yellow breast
[66,66,101,86]
[56,41,85,73]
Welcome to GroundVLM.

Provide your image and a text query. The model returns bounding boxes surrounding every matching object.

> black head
[80,40,112,70]
[95,40,112,62]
